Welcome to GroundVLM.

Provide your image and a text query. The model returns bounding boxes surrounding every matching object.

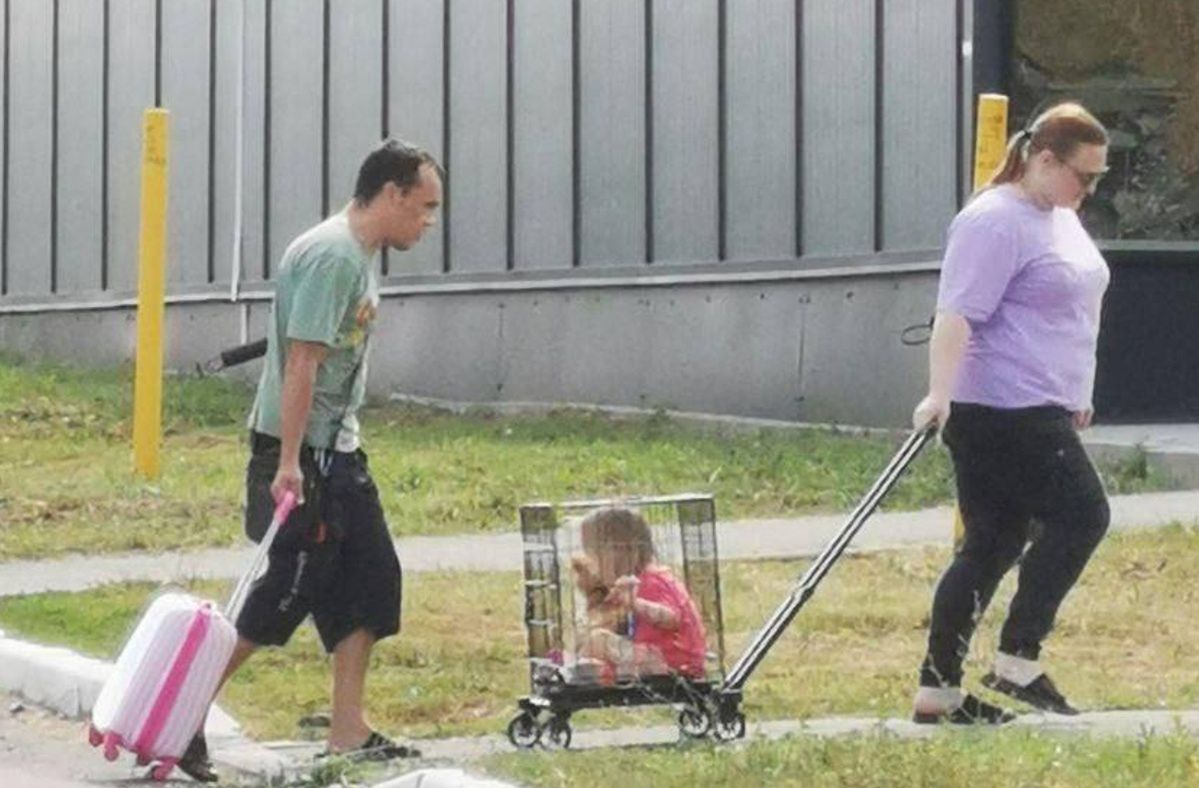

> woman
[911,102,1111,724]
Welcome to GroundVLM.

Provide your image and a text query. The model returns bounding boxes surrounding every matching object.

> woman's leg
[919,409,1030,691]
[919,503,1029,689]
[999,420,1109,662]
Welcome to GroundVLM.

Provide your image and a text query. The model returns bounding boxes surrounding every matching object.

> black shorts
[236,432,402,653]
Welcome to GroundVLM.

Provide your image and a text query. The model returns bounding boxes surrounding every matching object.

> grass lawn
[479,728,1199,787]
[0,355,1170,561]
[0,526,1194,747]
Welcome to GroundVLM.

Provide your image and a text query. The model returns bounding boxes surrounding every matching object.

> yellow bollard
[951,94,1010,546]
[132,109,170,480]
[973,93,1009,190]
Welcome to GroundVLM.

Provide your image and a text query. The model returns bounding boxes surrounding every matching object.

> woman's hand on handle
[1072,409,1093,431]
[914,311,971,433]
[912,394,951,431]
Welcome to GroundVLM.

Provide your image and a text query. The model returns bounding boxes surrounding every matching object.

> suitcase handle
[271,489,298,526]
[225,490,298,622]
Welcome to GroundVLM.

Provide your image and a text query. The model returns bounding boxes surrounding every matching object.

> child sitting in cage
[570,506,708,680]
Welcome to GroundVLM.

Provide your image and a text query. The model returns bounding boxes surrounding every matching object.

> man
[179,139,442,782]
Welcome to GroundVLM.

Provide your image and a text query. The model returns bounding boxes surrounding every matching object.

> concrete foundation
[0,267,939,428]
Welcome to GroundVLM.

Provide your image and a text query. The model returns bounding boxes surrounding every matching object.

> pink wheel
[102,729,119,762]
[151,762,175,781]
[87,725,103,747]
[135,751,152,767]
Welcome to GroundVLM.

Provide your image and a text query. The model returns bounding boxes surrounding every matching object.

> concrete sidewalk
[259,708,1199,781]
[52,704,1199,786]
[0,488,1195,599]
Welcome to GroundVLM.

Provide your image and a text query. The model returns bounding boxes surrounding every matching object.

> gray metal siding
[651,0,720,264]
[6,0,53,295]
[448,0,508,273]
[161,0,213,287]
[802,0,876,257]
[882,0,957,251]
[579,0,646,267]
[211,1,241,288]
[105,0,156,293]
[267,0,323,276]
[512,0,573,271]
[56,0,105,294]
[0,0,965,302]
[387,0,444,275]
[329,1,383,213]
[726,0,797,262]
[240,0,268,284]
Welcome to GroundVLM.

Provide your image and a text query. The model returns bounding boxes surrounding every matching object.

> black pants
[237,432,403,653]
[919,403,1110,688]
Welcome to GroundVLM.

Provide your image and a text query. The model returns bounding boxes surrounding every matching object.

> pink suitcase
[88,492,296,780]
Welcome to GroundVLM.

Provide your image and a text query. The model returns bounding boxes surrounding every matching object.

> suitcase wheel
[102,733,120,761]
[87,725,103,747]
[151,761,175,781]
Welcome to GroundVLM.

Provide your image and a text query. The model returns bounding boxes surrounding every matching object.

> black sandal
[913,693,1017,725]
[320,730,422,762]
[981,672,1080,716]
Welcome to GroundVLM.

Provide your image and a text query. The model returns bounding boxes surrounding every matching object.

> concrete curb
[0,634,293,780]
[388,392,895,437]
[1086,439,1199,489]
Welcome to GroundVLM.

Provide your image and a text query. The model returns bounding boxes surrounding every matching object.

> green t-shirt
[248,211,379,451]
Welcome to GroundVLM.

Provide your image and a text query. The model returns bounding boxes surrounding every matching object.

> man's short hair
[354,138,444,203]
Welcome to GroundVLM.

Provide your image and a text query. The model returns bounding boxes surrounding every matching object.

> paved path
[258,708,1199,783]
[272,708,1199,762]
[1,489,1196,598]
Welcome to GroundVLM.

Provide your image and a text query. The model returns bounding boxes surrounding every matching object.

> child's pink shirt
[632,566,707,677]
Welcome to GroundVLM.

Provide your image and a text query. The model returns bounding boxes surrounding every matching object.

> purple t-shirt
[936,185,1109,411]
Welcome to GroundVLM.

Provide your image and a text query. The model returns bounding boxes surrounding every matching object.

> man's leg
[315,450,405,754]
[222,637,259,685]
[178,638,261,782]
[326,628,377,751]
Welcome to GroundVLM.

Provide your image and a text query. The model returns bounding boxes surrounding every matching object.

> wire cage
[506,428,934,750]
[508,493,731,748]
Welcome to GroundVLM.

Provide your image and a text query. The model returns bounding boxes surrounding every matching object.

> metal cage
[510,493,729,747]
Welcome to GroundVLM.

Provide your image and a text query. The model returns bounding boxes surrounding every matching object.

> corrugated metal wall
[0,0,963,304]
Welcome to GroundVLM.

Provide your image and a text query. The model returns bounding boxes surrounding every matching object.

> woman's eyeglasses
[1055,154,1109,194]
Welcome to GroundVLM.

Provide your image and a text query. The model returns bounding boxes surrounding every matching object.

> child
[571,506,708,679]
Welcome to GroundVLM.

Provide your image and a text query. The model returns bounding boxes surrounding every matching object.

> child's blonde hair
[579,506,656,585]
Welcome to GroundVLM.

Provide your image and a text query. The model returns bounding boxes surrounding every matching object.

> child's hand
[572,555,600,590]
[608,575,640,609]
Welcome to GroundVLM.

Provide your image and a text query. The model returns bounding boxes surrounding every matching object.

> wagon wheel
[507,711,541,749]
[677,706,712,738]
[712,710,746,742]
[542,716,573,750]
